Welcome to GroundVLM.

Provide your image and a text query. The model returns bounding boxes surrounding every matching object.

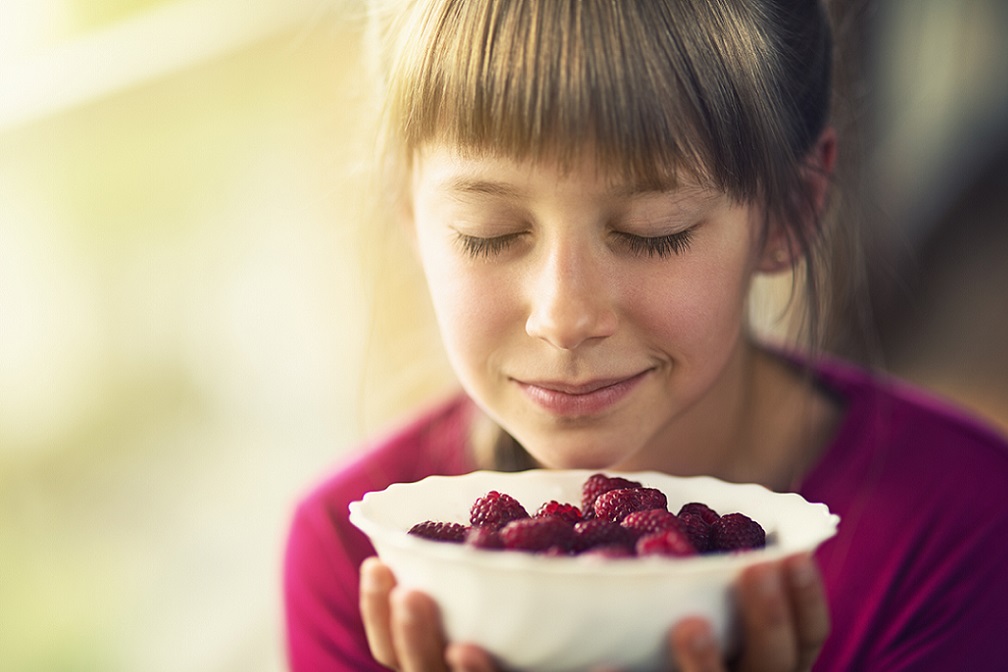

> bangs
[385,0,791,198]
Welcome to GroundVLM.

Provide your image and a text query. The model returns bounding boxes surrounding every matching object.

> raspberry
[464,525,504,549]
[535,500,583,525]
[408,521,468,543]
[678,512,712,552]
[500,517,576,553]
[636,528,698,557]
[620,509,682,540]
[710,512,766,551]
[409,474,770,561]
[677,502,720,525]
[573,518,635,553]
[469,490,529,530]
[594,487,668,523]
[581,473,643,512]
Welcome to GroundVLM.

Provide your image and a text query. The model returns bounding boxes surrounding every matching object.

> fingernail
[359,561,385,593]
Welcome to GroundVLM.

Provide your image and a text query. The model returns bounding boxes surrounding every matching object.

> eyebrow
[441,177,526,201]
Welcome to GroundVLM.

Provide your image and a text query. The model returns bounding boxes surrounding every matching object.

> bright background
[1,1,1006,671]
[1,2,451,670]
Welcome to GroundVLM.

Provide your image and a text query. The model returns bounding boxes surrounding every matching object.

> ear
[757,127,838,274]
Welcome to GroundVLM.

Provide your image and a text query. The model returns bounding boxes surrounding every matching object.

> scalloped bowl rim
[349,469,839,575]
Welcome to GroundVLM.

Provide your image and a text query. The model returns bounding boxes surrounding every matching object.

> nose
[525,242,618,350]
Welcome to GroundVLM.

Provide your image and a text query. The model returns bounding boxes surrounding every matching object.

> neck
[619,340,839,491]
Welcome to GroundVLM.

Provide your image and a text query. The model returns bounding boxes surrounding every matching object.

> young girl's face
[410,144,772,471]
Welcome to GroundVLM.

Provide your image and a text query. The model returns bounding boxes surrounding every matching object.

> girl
[284,1,1008,670]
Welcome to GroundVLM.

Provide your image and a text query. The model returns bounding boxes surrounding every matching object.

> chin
[522,438,633,472]
[538,457,615,471]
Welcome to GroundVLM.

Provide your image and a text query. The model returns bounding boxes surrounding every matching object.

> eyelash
[454,232,523,259]
[452,228,696,260]
[617,229,696,258]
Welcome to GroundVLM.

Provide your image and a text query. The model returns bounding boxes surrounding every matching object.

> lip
[514,370,651,418]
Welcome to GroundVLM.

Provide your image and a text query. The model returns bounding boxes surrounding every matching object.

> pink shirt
[283,357,1008,671]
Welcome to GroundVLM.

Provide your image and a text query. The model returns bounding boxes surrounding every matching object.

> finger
[360,557,399,669]
[445,643,497,672]
[669,616,724,672]
[783,553,830,670]
[736,563,797,672]
[390,587,450,672]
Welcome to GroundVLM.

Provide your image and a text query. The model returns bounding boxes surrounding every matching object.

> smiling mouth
[514,370,651,417]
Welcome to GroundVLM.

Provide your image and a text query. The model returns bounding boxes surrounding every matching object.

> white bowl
[349,469,839,672]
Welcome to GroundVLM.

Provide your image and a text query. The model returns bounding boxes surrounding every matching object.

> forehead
[412,144,708,202]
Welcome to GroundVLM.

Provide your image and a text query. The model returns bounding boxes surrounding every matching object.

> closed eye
[615,229,695,258]
[453,232,523,259]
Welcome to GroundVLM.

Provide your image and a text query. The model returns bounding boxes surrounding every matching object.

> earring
[773,248,789,264]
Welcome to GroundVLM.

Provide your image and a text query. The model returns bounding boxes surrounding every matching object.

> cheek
[628,252,753,351]
[417,247,515,366]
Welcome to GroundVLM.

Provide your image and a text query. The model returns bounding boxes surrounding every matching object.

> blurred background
[0,1,453,670]
[0,1,1005,671]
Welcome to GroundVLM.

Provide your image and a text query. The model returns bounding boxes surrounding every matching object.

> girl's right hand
[359,557,499,672]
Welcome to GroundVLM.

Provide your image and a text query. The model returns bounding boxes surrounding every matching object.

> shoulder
[282,394,478,670]
[801,353,1008,558]
[811,355,1008,485]
[284,392,479,569]
[806,353,1008,587]
[800,357,1008,670]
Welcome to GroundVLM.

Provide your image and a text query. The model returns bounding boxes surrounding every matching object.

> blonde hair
[365,0,842,466]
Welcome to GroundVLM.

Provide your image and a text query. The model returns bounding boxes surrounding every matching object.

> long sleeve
[283,495,387,672]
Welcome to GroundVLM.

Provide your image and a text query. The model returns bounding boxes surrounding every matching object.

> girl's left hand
[671,553,830,672]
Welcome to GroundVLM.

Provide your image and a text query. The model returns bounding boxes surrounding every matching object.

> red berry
[500,517,576,553]
[573,519,635,553]
[469,490,529,530]
[408,521,468,543]
[636,528,698,557]
[710,513,766,551]
[535,500,583,525]
[678,512,712,552]
[464,525,504,549]
[620,509,682,540]
[411,485,769,560]
[594,487,668,523]
[677,502,720,525]
[581,473,643,512]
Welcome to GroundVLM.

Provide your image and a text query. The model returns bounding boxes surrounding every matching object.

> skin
[361,133,838,670]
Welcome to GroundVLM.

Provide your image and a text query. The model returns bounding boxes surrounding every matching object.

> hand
[671,553,830,672]
[359,557,500,672]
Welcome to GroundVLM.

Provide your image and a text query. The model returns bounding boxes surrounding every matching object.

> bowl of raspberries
[349,470,838,672]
